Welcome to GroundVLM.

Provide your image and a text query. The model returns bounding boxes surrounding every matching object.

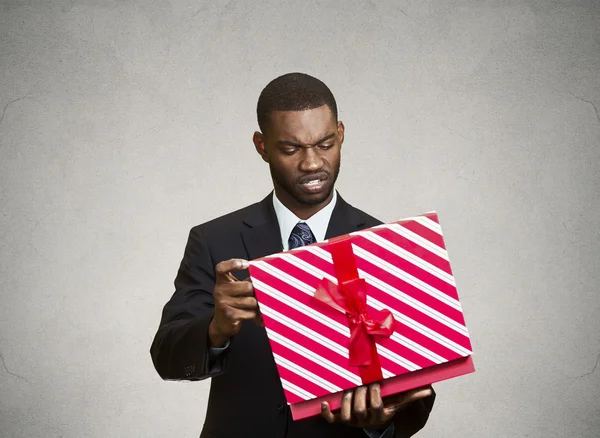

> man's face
[254,105,344,209]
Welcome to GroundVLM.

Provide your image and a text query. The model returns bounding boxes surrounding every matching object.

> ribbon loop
[314,275,396,383]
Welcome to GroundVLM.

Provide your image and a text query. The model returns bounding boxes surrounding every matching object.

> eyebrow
[277,133,336,148]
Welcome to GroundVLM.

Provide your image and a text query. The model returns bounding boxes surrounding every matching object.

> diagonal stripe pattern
[248,212,473,405]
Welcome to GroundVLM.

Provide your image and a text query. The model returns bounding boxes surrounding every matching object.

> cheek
[272,155,301,174]
[325,149,341,166]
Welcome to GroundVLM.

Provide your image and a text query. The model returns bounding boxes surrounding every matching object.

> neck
[273,187,334,220]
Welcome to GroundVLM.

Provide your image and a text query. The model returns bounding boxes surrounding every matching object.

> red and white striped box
[248,212,475,420]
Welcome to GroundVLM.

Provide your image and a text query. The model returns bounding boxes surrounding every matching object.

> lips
[298,172,329,193]
[299,172,328,185]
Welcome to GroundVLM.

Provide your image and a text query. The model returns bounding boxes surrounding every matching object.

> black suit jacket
[150,193,435,438]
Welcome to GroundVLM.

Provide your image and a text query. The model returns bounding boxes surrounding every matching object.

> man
[150,73,436,438]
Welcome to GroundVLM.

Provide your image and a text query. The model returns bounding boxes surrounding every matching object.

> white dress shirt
[272,189,338,250]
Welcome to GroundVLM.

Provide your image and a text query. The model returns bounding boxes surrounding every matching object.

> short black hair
[256,72,338,133]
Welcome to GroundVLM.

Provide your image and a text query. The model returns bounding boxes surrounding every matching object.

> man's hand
[320,384,433,430]
[208,259,261,347]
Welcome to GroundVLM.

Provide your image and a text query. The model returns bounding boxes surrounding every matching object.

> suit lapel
[325,192,368,239]
[241,193,284,261]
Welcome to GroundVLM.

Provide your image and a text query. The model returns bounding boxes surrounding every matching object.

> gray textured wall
[1,1,599,437]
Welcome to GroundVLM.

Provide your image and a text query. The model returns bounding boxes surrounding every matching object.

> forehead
[267,105,336,144]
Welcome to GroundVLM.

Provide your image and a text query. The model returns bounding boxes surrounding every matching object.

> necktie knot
[288,222,316,249]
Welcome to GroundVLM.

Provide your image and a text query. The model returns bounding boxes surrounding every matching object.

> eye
[318,143,334,150]
[281,147,299,155]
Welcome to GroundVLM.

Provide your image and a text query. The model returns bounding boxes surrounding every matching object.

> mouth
[298,173,328,193]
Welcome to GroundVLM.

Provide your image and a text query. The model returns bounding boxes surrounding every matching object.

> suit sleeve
[150,226,227,381]
[393,387,436,437]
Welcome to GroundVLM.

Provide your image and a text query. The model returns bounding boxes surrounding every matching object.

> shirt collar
[272,189,338,251]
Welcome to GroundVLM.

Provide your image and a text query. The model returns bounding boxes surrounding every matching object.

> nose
[299,147,322,172]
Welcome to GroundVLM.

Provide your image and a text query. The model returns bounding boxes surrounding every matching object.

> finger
[352,386,368,422]
[215,259,249,281]
[378,389,428,425]
[384,386,433,407]
[368,383,384,424]
[380,392,428,420]
[225,272,238,282]
[380,405,403,423]
[226,296,258,310]
[236,309,259,320]
[340,390,354,423]
[219,281,255,297]
[321,402,337,424]
[224,308,258,322]
[398,387,433,404]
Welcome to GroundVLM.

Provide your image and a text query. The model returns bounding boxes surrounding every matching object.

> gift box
[248,212,475,420]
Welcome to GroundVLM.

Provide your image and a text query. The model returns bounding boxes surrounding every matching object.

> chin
[294,188,334,206]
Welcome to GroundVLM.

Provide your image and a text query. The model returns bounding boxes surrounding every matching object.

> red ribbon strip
[313,235,396,384]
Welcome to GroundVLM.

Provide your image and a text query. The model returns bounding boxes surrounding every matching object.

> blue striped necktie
[288,222,316,249]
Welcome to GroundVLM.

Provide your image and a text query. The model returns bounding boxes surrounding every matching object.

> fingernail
[321,402,327,411]
[240,260,249,269]
[418,388,432,397]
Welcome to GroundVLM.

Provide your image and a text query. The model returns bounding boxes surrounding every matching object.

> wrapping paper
[248,212,475,420]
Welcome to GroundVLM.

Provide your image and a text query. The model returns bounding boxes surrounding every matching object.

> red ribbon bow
[313,236,396,384]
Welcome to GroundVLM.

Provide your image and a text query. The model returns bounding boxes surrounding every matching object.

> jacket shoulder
[189,201,259,236]
[354,207,383,228]
[343,200,383,228]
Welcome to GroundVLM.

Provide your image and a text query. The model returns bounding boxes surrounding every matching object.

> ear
[253,131,269,163]
[337,121,345,147]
